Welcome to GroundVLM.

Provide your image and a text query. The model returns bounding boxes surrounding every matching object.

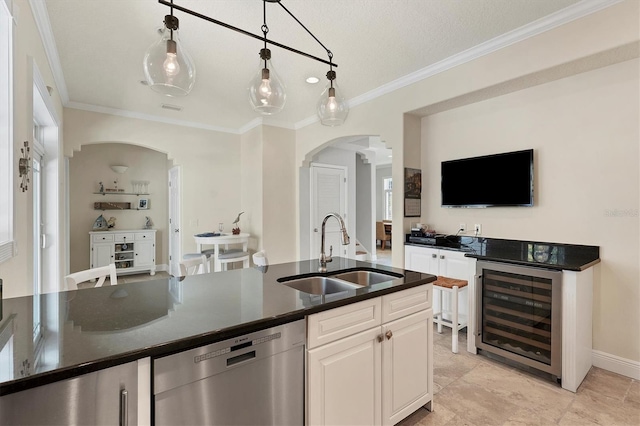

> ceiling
[42,0,587,133]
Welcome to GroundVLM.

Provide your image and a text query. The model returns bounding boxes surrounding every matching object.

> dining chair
[217,250,250,271]
[252,250,268,267]
[65,263,118,290]
[376,221,391,250]
[179,254,209,276]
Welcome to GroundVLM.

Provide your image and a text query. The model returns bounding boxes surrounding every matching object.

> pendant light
[143,2,195,97]
[317,57,348,126]
[248,2,286,114]
[145,0,346,124]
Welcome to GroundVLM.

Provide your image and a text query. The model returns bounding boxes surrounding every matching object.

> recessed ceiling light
[306,76,320,84]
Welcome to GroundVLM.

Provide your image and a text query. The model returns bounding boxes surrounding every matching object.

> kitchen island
[0,258,436,424]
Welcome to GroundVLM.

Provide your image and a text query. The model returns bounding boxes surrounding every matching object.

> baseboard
[592,350,640,380]
[156,263,169,272]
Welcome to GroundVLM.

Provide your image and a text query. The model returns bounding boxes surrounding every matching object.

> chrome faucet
[319,212,350,272]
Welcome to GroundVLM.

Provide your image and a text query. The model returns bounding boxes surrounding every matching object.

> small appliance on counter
[408,223,448,245]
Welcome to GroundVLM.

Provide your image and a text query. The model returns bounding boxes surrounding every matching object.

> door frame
[168,166,181,276]
[309,163,348,260]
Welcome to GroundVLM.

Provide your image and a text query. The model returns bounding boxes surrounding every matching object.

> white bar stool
[433,275,469,353]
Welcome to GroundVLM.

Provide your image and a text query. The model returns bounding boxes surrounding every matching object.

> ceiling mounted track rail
[156,0,338,68]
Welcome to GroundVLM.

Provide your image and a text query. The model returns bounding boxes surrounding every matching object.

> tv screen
[441,149,534,207]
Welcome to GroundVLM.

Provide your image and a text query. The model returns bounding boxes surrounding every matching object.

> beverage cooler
[475,261,562,380]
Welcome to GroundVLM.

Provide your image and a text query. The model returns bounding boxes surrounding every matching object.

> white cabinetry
[404,245,468,280]
[405,245,474,351]
[90,230,156,276]
[307,285,433,426]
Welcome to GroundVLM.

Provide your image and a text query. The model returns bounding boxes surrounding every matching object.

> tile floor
[376,247,393,266]
[398,327,640,426]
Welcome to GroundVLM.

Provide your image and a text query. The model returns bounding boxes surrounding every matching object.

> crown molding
[29,0,69,104]
[238,117,264,134]
[294,0,624,129]
[31,0,623,135]
[66,101,241,134]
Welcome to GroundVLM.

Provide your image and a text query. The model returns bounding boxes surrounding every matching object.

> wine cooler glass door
[476,261,562,376]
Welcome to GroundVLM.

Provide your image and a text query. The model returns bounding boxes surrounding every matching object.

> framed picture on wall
[138,198,149,210]
[404,167,421,217]
[404,198,421,217]
[404,168,422,199]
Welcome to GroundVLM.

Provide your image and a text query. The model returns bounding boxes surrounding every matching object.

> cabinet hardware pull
[431,254,437,258]
[440,255,445,259]
[174,228,180,233]
[385,330,393,340]
[120,389,128,426]
[377,334,384,343]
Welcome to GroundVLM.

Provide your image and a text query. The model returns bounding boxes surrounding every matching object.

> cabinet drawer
[92,233,113,243]
[382,284,432,323]
[135,232,155,241]
[307,298,381,349]
[113,233,135,242]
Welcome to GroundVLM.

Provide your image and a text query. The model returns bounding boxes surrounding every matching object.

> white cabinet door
[135,240,155,268]
[438,250,468,280]
[92,243,113,268]
[382,310,433,425]
[404,246,439,275]
[307,327,382,426]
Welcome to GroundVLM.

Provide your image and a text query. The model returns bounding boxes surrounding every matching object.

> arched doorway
[299,135,392,263]
[67,142,173,277]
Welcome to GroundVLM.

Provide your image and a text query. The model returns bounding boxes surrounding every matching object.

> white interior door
[310,164,347,261]
[168,167,181,276]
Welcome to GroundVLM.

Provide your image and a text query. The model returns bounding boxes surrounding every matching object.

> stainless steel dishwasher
[153,319,305,426]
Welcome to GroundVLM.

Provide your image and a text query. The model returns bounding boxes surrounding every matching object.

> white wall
[63,108,242,259]
[68,143,169,273]
[0,0,65,298]
[421,59,639,362]
[376,165,392,221]
[262,126,297,265]
[355,156,373,254]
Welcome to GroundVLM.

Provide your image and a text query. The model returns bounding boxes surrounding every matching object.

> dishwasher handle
[226,350,256,367]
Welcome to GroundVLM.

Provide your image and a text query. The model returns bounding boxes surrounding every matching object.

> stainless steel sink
[331,270,402,286]
[278,268,403,295]
[279,276,360,295]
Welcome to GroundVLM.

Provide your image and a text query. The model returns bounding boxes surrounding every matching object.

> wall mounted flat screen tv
[441,149,534,207]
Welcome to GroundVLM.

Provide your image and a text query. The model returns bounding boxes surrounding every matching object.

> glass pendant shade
[248,56,286,115]
[317,80,348,126]
[143,27,196,97]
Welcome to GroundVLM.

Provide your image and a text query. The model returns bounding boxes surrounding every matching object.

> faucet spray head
[341,228,350,245]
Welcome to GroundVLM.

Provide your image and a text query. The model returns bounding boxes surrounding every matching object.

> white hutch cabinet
[90,230,156,276]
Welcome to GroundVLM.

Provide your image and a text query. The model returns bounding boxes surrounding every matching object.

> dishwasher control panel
[153,320,305,395]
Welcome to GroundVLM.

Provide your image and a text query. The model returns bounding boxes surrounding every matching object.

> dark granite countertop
[405,236,599,271]
[0,258,435,396]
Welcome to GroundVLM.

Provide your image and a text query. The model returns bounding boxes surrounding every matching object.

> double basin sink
[277,268,403,295]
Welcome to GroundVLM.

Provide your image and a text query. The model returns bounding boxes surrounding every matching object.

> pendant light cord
[169,0,174,41]
[261,0,269,68]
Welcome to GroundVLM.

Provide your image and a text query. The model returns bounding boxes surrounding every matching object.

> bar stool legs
[433,276,468,354]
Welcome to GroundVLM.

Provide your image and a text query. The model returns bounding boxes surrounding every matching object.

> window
[0,0,13,263]
[383,177,392,220]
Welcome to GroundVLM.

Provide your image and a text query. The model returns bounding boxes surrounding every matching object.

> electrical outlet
[459,223,466,233]
[474,224,482,235]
